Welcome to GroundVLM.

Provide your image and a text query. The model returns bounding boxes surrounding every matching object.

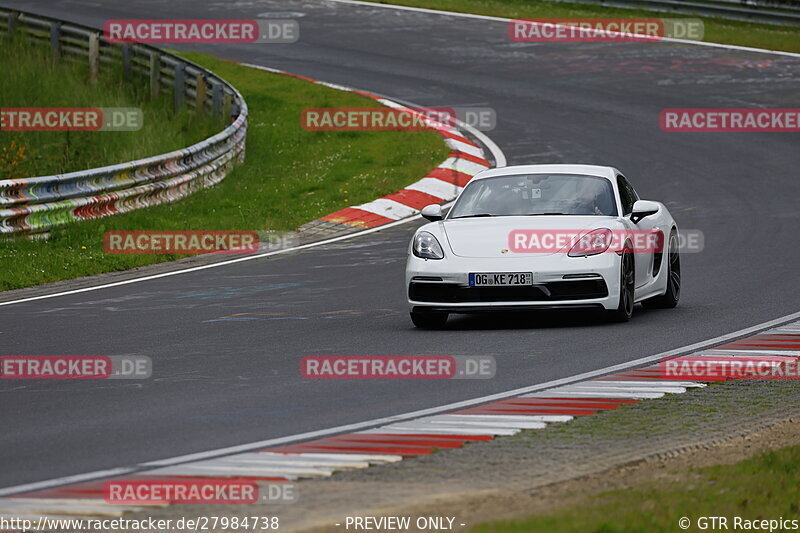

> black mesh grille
[409,280,608,303]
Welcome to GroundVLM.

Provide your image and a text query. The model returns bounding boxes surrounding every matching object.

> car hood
[442,216,617,258]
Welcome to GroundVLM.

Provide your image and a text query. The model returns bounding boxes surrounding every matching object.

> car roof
[470,164,620,182]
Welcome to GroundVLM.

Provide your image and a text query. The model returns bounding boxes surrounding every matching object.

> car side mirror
[421,204,443,222]
[630,200,659,224]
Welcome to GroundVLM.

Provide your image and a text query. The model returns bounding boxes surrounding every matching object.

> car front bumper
[406,252,622,313]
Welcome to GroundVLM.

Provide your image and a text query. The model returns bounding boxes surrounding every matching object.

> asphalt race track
[2,0,800,491]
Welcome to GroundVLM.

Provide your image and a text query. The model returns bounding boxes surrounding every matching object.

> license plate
[469,272,533,287]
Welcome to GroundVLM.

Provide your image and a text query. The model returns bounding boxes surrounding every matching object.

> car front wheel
[643,229,681,309]
[607,249,635,322]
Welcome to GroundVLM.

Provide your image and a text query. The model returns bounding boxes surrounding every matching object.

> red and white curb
[3,322,800,518]
[237,64,493,233]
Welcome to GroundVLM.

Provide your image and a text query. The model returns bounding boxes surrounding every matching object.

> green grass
[0,47,448,291]
[368,0,800,53]
[0,35,221,178]
[472,442,800,533]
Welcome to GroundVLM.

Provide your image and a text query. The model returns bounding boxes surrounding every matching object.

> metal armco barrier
[0,8,249,234]
[547,0,800,26]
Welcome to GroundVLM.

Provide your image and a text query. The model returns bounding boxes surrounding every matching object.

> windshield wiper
[524,212,567,216]
[452,213,495,219]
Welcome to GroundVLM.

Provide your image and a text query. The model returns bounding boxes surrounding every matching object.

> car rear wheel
[643,230,681,309]
[607,249,635,322]
[410,309,449,329]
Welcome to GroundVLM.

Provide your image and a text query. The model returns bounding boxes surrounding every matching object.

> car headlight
[568,228,613,257]
[413,231,444,259]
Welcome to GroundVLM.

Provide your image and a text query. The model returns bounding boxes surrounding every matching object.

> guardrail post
[174,63,186,111]
[223,93,232,122]
[50,21,62,59]
[211,81,223,119]
[8,11,19,33]
[121,43,131,80]
[149,52,160,100]
[88,33,99,85]
[195,74,207,114]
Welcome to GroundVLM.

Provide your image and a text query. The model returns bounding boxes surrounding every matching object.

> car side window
[617,175,638,215]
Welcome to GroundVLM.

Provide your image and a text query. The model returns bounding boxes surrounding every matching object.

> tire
[643,230,681,309]
[607,248,635,322]
[410,310,449,329]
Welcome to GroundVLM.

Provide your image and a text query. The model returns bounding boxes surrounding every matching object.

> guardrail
[547,0,800,25]
[0,8,249,235]
[714,0,800,11]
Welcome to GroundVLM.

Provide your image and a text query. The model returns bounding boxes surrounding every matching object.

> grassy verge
[473,442,800,533]
[0,36,221,178]
[368,0,800,53]
[1,48,448,291]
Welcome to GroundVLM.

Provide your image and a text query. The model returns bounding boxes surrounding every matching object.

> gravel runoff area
[118,378,800,532]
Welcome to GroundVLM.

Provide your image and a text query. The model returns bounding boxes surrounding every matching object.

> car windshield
[448,173,618,218]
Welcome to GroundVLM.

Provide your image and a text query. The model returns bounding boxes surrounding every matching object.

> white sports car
[405,164,680,328]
